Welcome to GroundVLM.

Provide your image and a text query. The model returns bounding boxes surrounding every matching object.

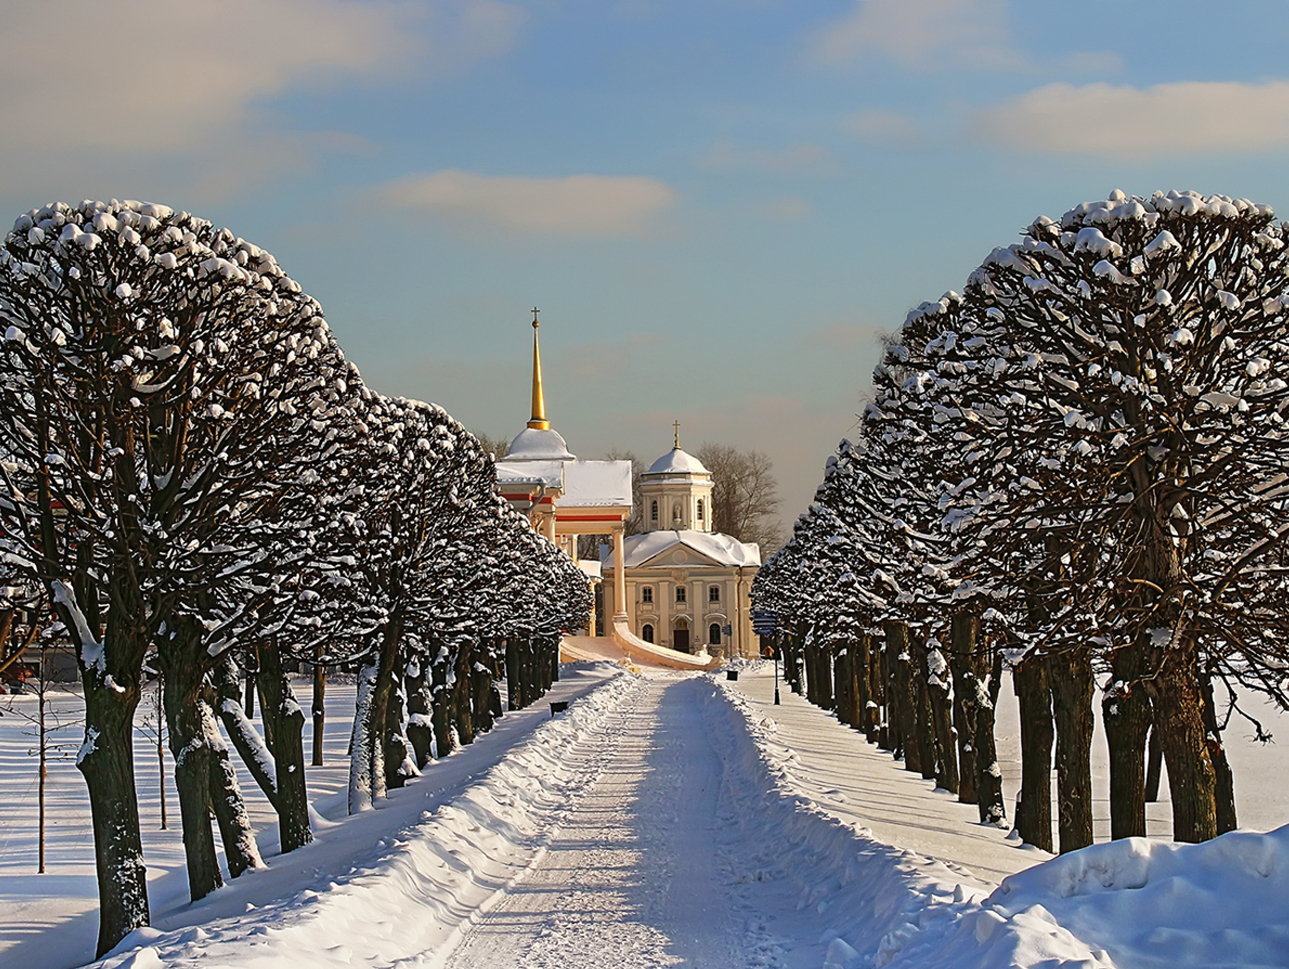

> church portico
[493,311,719,671]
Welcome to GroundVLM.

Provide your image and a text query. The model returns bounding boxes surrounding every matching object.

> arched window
[697,499,704,522]
[641,586,653,603]
[650,499,658,522]
[642,624,654,643]
[675,585,686,603]
[708,585,720,602]
[709,623,721,645]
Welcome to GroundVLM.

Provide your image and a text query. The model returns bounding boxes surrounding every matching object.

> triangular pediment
[636,543,720,569]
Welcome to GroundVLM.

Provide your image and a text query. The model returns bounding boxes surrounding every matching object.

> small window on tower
[676,585,687,603]
[697,499,704,522]
[651,500,658,522]
[641,586,653,603]
[708,585,720,602]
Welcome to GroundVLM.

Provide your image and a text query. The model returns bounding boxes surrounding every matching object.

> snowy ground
[4,660,1289,968]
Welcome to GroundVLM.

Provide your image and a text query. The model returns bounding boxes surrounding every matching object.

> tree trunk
[1145,637,1217,843]
[1145,719,1163,802]
[453,643,476,746]
[909,633,937,782]
[160,641,221,902]
[1200,669,1237,835]
[348,660,379,813]
[212,654,277,809]
[974,644,1006,826]
[926,643,958,794]
[886,621,921,773]
[431,648,455,758]
[203,697,264,877]
[311,651,326,768]
[79,664,150,955]
[256,641,313,853]
[505,638,520,711]
[1050,648,1094,853]
[406,657,434,769]
[472,649,495,735]
[1103,639,1151,840]
[880,630,899,755]
[858,634,879,742]
[784,632,803,696]
[949,615,979,805]
[1013,651,1053,852]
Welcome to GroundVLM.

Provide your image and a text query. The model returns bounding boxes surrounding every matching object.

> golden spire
[673,420,680,450]
[527,307,549,430]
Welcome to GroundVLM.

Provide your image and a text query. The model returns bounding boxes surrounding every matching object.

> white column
[613,524,627,621]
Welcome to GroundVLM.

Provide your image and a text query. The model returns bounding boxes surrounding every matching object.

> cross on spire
[673,420,681,450]
[532,306,540,328]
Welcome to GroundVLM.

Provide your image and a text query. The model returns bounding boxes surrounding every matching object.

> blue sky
[4,0,1289,534]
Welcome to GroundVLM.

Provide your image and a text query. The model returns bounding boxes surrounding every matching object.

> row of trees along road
[753,190,1289,854]
[0,199,591,956]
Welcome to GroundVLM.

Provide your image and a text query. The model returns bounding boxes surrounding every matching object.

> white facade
[602,446,761,658]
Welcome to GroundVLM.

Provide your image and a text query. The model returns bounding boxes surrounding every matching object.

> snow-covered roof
[557,460,633,508]
[507,427,575,462]
[644,447,710,477]
[494,459,564,489]
[602,530,761,569]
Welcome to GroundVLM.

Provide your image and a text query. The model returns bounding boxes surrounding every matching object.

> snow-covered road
[442,675,809,969]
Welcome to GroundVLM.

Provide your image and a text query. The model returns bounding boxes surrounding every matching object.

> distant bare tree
[697,444,783,552]
[473,431,511,461]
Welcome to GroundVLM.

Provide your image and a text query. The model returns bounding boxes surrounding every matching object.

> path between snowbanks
[87,660,1289,969]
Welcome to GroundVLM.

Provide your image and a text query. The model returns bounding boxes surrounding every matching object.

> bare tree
[696,444,783,552]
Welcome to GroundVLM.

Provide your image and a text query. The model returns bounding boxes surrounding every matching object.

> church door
[673,624,690,653]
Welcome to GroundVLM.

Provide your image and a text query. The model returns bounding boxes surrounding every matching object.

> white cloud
[974,80,1289,160]
[845,109,923,148]
[698,140,836,174]
[380,170,678,236]
[812,0,1024,71]
[0,0,522,201]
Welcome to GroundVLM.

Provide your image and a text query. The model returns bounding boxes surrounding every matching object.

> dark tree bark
[1050,648,1094,853]
[909,633,937,782]
[453,643,476,746]
[257,641,313,852]
[880,630,899,755]
[432,647,455,758]
[858,634,879,742]
[886,621,922,774]
[472,648,496,735]
[926,644,958,794]
[1103,639,1151,840]
[1144,636,1217,843]
[78,651,150,955]
[974,645,1006,826]
[1144,719,1163,803]
[406,659,434,769]
[1199,669,1238,835]
[204,698,263,878]
[212,654,278,810]
[506,638,520,711]
[312,651,327,768]
[1012,651,1053,851]
[948,614,979,804]
[161,647,221,901]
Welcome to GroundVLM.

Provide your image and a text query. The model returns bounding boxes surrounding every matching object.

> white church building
[493,311,761,662]
[600,435,761,657]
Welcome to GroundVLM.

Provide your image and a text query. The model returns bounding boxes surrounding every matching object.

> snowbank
[712,670,1289,969]
[89,668,637,969]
